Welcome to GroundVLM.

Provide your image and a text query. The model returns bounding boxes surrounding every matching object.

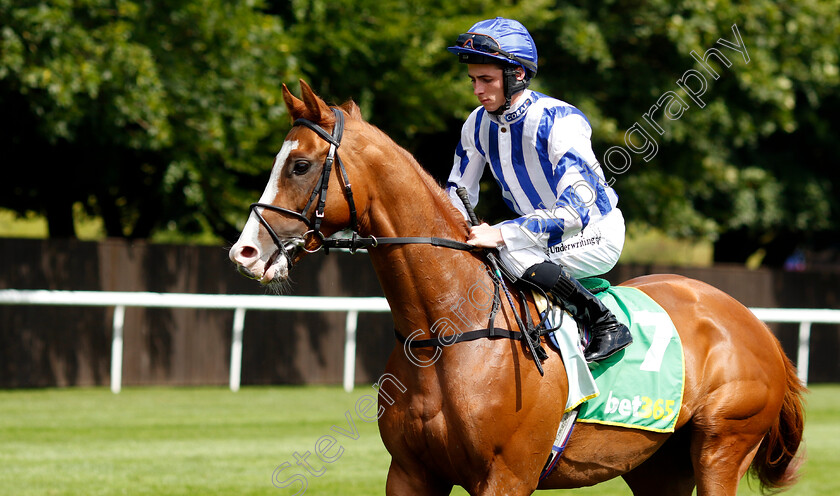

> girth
[395,327,524,348]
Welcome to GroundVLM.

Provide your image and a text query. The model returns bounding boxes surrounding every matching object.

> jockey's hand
[467,223,505,249]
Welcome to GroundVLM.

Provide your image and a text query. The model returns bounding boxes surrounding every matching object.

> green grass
[0,206,221,244]
[0,385,836,495]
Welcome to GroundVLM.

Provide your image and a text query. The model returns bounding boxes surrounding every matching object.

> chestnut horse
[229,81,805,495]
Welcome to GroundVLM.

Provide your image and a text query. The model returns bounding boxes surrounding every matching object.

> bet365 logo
[603,390,677,422]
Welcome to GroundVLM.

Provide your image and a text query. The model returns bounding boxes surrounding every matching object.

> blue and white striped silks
[446,89,619,253]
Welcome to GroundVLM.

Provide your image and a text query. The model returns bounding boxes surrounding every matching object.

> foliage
[1,0,838,264]
[520,0,840,263]
[0,0,292,240]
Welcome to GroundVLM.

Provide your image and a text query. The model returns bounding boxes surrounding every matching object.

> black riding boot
[523,262,632,362]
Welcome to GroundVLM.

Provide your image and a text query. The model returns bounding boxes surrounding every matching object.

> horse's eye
[292,160,311,175]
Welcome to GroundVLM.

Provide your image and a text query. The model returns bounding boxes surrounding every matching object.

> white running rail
[0,290,390,393]
[1,289,838,390]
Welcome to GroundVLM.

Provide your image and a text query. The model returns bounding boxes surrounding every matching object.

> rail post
[110,305,126,394]
[797,321,811,386]
[230,308,247,392]
[343,310,359,393]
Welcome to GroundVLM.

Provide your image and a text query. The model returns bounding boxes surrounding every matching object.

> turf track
[1,384,836,495]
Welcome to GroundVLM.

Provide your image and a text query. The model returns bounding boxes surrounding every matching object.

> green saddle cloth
[576,285,685,433]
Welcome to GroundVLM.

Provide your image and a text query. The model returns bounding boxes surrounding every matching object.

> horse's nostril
[240,245,258,260]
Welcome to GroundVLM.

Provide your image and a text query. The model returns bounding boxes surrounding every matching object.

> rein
[250,106,550,374]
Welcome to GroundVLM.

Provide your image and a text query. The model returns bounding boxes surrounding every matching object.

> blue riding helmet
[448,17,538,114]
[447,17,538,78]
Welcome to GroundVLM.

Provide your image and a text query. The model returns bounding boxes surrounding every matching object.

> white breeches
[496,208,625,279]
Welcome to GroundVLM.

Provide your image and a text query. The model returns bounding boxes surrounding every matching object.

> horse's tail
[750,344,807,492]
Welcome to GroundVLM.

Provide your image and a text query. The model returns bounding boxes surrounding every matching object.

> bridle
[248,107,356,266]
[248,107,473,269]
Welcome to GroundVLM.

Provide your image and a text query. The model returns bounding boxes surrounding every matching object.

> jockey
[445,17,632,362]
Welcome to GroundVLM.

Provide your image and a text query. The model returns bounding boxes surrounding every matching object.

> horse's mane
[338,101,470,235]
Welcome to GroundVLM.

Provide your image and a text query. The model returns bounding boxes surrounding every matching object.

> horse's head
[229,80,365,286]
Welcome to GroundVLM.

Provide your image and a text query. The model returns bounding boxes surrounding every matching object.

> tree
[269,0,840,266]
[518,0,840,265]
[3,0,838,267]
[0,0,293,240]
[267,0,481,148]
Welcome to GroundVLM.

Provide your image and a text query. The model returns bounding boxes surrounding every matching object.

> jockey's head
[448,17,538,115]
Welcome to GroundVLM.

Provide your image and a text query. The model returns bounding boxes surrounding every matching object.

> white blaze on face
[239,139,299,244]
[229,140,299,282]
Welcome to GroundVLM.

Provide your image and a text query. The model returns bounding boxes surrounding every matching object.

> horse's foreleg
[385,459,452,496]
[386,457,537,496]
[464,460,538,496]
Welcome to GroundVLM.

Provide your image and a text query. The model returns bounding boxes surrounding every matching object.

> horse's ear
[299,79,331,123]
[282,83,307,121]
[341,100,363,121]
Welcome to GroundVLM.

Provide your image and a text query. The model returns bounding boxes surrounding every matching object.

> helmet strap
[490,66,530,116]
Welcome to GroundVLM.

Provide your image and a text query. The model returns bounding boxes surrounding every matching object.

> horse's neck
[361,159,492,336]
